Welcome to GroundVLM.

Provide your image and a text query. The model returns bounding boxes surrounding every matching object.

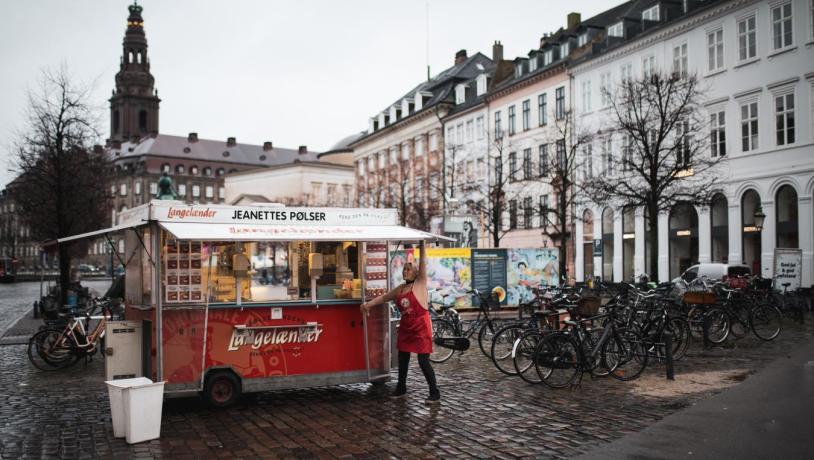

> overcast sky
[0,0,611,188]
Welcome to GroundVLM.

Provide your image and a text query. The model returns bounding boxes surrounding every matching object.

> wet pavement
[0,283,812,459]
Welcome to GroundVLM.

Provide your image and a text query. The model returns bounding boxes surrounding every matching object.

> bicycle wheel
[665,316,691,361]
[490,323,524,376]
[602,330,648,381]
[704,308,730,344]
[477,320,501,358]
[429,319,456,363]
[535,333,580,388]
[513,331,544,384]
[27,329,79,371]
[750,304,782,341]
[686,306,706,341]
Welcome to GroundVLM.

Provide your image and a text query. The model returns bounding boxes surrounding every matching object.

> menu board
[471,249,507,306]
[364,242,388,300]
[164,239,204,304]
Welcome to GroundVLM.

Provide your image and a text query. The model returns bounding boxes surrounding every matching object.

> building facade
[225,161,354,207]
[569,0,814,287]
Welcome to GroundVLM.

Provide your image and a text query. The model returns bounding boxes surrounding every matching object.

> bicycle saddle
[782,282,791,287]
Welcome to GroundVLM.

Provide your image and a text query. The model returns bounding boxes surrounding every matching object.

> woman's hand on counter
[359,302,370,316]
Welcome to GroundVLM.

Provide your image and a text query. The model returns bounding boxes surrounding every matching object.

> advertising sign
[773,248,802,291]
[471,249,507,306]
[443,215,478,248]
[506,249,559,305]
[592,239,603,257]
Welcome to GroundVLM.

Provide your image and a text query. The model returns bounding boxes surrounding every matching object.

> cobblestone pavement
[0,313,811,459]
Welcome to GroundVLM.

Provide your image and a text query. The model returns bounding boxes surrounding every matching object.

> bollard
[33,301,40,319]
[664,331,674,380]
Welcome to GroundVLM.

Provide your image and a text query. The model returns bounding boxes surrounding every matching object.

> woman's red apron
[395,288,433,354]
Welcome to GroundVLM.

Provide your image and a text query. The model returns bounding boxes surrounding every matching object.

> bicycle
[429,288,506,363]
[27,299,114,371]
[702,281,782,343]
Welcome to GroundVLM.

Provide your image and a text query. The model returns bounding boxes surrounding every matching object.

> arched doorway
[776,185,798,248]
[602,207,614,282]
[741,189,762,275]
[669,203,699,279]
[710,194,729,262]
[622,206,636,281]
[582,209,594,278]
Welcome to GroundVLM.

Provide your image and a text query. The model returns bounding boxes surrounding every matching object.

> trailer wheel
[203,371,241,408]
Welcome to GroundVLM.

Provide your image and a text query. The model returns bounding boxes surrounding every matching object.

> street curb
[0,307,32,343]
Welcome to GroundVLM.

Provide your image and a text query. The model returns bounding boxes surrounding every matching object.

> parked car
[672,263,751,285]
[77,264,98,275]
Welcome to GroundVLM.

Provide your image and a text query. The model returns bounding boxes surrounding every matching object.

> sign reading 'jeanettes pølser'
[148,201,398,226]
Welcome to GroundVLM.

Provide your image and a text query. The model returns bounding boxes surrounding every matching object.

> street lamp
[753,207,766,232]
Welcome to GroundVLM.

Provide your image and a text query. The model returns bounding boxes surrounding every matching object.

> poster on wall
[390,247,472,307]
[773,248,802,291]
[164,239,204,303]
[506,249,559,305]
[471,249,507,306]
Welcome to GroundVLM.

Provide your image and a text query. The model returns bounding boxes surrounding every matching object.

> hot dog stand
[58,201,447,406]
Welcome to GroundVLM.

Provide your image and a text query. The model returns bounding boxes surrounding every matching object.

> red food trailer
[59,201,447,406]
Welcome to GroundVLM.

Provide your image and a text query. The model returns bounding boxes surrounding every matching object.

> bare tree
[9,65,112,302]
[585,71,722,281]
[539,110,593,279]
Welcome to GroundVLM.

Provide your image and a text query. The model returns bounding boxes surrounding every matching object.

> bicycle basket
[577,296,601,316]
[682,291,716,305]
[752,278,773,291]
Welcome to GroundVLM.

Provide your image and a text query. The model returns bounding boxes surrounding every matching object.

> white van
[672,263,751,285]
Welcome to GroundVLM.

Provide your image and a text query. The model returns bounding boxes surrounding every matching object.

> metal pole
[664,331,674,380]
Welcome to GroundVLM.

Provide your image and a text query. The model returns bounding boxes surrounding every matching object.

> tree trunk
[58,244,72,305]
[648,201,660,282]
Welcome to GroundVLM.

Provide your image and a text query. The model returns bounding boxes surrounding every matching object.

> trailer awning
[159,222,454,243]
[56,222,146,243]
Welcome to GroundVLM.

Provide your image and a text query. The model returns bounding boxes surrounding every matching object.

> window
[608,22,624,37]
[710,110,726,157]
[578,33,588,47]
[178,184,186,197]
[556,139,566,171]
[528,57,538,72]
[737,15,757,61]
[176,164,185,174]
[707,29,724,72]
[771,2,793,51]
[466,120,473,142]
[161,163,170,173]
[456,124,464,146]
[119,183,127,196]
[560,43,570,57]
[581,80,592,112]
[620,63,632,82]
[677,120,691,166]
[600,72,611,107]
[357,161,366,176]
[775,92,795,145]
[522,100,530,131]
[110,185,116,196]
[539,144,549,177]
[476,75,487,95]
[149,182,158,195]
[509,152,517,181]
[205,185,214,199]
[543,50,553,66]
[555,87,565,120]
[455,84,466,104]
[389,148,397,165]
[673,43,688,77]
[523,197,533,229]
[415,137,424,157]
[621,135,633,171]
[190,166,199,175]
[538,93,548,126]
[134,181,141,195]
[602,137,614,175]
[494,110,503,139]
[515,63,523,78]
[509,200,518,229]
[430,133,438,150]
[476,116,484,139]
[642,55,655,78]
[539,195,549,227]
[523,148,532,179]
[583,143,593,179]
[508,105,516,135]
[741,101,759,152]
[192,185,200,197]
[217,168,225,176]
[642,5,660,21]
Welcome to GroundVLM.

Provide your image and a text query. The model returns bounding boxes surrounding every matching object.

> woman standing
[361,241,440,403]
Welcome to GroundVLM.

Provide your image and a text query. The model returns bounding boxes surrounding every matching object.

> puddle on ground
[629,368,752,398]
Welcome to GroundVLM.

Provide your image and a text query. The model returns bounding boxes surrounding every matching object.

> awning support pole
[104,233,127,268]
[132,228,156,267]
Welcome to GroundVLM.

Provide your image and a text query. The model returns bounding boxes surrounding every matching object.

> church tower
[109,2,160,142]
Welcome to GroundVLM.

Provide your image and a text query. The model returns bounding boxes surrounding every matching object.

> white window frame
[466,119,474,143]
[707,28,725,72]
[476,74,487,95]
[528,57,538,72]
[710,109,726,157]
[522,99,531,131]
[771,1,794,52]
[205,185,214,199]
[149,182,157,195]
[642,55,655,78]
[476,116,484,140]
[774,89,796,146]
[740,100,759,152]
[642,5,660,21]
[581,80,592,113]
[430,132,438,150]
[608,22,624,38]
[119,183,127,196]
[620,62,632,82]
[560,43,569,57]
[578,33,588,47]
[600,71,611,107]
[178,183,186,197]
[543,51,553,66]
[134,181,141,195]
[456,123,464,146]
[737,14,757,62]
[673,42,688,77]
[192,185,200,198]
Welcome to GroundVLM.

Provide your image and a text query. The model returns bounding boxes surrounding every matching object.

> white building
[569,0,814,286]
[225,161,354,207]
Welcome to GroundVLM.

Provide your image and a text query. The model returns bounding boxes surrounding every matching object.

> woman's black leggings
[397,351,438,394]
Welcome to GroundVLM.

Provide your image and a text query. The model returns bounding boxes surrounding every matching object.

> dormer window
[543,50,553,65]
[455,84,466,104]
[578,33,588,47]
[476,74,487,96]
[642,5,660,21]
[528,57,538,72]
[515,63,523,78]
[560,43,570,57]
[608,22,624,37]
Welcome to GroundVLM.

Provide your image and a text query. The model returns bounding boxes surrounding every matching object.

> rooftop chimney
[455,49,468,65]
[492,41,503,62]
[567,12,581,29]
[188,132,198,142]
[263,141,273,151]
[298,145,308,155]
[227,137,236,147]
